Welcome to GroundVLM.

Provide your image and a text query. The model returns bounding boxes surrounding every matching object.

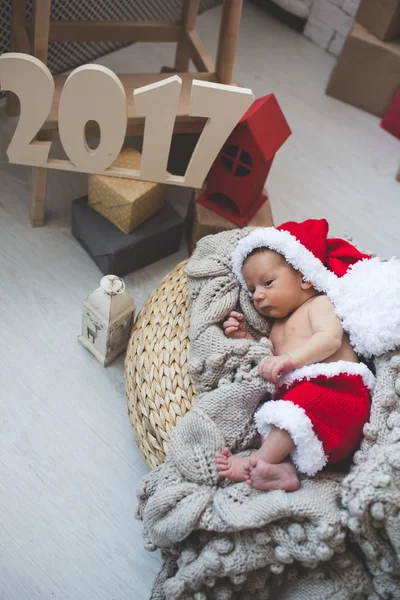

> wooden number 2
[0,53,54,166]
[0,53,254,188]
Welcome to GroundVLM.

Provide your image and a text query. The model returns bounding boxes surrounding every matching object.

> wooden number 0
[0,53,254,188]
[58,64,127,172]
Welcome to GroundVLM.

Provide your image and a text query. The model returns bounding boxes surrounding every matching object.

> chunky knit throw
[137,229,400,599]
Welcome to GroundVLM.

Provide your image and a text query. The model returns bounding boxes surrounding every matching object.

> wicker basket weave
[125,260,197,469]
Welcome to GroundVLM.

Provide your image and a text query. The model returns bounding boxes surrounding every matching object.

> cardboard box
[326,23,400,117]
[356,0,400,41]
[187,189,274,254]
[88,148,166,234]
[72,196,186,277]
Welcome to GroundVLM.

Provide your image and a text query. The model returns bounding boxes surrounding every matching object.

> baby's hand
[258,354,294,383]
[223,311,249,339]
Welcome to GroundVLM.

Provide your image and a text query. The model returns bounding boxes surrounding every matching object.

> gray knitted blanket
[137,229,400,600]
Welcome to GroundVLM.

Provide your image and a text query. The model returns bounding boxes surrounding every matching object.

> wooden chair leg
[174,0,199,72]
[31,167,48,226]
[27,1,51,226]
[397,166,400,182]
[31,0,52,64]
[7,0,28,116]
[215,0,243,84]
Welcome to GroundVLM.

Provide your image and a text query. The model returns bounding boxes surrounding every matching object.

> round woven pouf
[125,260,197,469]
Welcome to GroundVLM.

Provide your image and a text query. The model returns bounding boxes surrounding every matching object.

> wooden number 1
[134,75,181,181]
[182,81,254,188]
[0,53,255,188]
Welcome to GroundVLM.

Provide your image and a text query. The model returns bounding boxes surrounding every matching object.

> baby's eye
[265,280,273,287]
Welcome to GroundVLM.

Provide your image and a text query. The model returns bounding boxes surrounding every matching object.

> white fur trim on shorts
[278,360,375,391]
[254,400,327,476]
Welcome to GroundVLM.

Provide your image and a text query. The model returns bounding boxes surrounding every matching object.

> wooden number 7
[0,53,254,188]
[181,80,254,188]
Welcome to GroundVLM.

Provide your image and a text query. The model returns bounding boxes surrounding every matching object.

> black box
[72,195,187,276]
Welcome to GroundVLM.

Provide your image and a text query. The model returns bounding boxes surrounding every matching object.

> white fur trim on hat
[327,257,400,359]
[254,400,327,476]
[231,227,337,294]
[278,360,375,391]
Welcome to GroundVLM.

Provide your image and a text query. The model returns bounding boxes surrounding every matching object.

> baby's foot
[247,456,300,492]
[215,447,251,482]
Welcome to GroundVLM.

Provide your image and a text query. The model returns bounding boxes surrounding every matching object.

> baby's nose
[253,287,265,301]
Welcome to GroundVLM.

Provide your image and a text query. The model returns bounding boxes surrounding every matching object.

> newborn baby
[216,219,374,491]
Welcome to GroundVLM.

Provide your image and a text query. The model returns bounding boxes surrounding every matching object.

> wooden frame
[8,0,243,226]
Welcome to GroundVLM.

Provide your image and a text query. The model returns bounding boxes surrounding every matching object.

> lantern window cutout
[78,275,136,367]
[221,146,253,177]
[197,94,292,227]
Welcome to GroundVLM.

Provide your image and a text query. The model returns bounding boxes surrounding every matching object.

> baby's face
[242,250,304,319]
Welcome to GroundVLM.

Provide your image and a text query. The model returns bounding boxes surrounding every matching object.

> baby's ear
[300,278,313,290]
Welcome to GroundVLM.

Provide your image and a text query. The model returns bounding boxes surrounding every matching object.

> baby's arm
[223,311,255,341]
[259,296,342,382]
[288,295,343,369]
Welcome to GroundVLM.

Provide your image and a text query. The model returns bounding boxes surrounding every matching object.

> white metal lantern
[78,275,136,366]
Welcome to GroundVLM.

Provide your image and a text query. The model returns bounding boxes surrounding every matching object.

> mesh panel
[3,0,221,74]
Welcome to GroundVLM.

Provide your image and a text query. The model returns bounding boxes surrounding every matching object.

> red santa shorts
[254,361,375,476]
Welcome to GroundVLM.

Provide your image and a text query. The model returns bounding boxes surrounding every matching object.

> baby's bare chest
[270,308,312,350]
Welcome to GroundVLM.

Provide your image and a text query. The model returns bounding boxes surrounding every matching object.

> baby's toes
[216,461,230,473]
[249,455,259,468]
[215,454,227,462]
[221,447,232,458]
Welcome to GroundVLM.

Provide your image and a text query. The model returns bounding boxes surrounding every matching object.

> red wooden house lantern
[381,90,400,140]
[197,94,291,226]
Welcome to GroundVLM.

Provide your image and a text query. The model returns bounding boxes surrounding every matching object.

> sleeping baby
[216,219,375,491]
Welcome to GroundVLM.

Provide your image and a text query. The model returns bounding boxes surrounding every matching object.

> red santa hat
[232,218,370,293]
[232,219,400,358]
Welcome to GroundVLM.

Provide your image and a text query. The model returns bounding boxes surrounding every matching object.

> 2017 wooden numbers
[0,52,254,189]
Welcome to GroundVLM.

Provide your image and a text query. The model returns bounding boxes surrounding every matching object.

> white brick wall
[328,31,346,55]
[309,0,353,35]
[304,18,335,49]
[303,0,361,56]
[342,0,360,16]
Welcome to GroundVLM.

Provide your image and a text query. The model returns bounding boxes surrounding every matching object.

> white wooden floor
[0,3,399,600]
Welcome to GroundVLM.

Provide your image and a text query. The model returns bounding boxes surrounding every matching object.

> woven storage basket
[125,260,197,469]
